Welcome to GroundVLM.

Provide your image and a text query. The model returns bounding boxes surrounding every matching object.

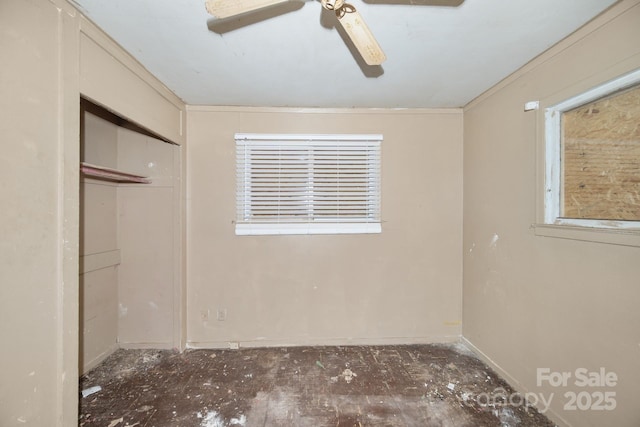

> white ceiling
[71,0,618,108]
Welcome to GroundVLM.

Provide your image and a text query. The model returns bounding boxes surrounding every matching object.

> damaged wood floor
[79,343,555,427]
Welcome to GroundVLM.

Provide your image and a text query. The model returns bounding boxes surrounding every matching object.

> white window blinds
[236,133,382,235]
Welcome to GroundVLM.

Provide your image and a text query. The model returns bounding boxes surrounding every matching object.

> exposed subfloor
[79,343,555,427]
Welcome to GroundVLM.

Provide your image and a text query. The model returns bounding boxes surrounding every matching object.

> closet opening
[79,98,182,375]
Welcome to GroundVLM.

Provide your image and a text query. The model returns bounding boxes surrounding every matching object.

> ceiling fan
[205,0,386,66]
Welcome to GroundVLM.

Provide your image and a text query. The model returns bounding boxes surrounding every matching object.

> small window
[544,69,640,230]
[235,133,382,235]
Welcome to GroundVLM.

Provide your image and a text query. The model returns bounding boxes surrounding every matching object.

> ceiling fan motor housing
[321,0,345,11]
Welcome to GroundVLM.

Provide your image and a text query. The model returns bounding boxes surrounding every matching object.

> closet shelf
[81,162,151,184]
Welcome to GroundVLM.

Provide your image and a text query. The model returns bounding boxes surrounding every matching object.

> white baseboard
[118,341,175,350]
[461,337,569,427]
[186,334,461,350]
[82,343,119,375]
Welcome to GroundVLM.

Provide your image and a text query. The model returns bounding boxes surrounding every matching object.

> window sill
[236,223,382,236]
[533,224,640,248]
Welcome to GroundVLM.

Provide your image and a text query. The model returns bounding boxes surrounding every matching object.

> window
[543,69,640,231]
[235,133,382,235]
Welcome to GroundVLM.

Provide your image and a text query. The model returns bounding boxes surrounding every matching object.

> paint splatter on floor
[79,343,555,426]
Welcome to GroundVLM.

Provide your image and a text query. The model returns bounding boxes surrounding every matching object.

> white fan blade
[205,0,300,19]
[336,5,386,65]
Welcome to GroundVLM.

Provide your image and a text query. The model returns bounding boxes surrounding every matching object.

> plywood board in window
[562,84,640,220]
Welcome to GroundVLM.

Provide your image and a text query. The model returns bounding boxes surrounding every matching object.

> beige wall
[0,0,79,425]
[463,1,640,426]
[1,0,186,425]
[186,107,463,348]
[80,111,120,373]
[117,127,181,348]
[79,23,185,146]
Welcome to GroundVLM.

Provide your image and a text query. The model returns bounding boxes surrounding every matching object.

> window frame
[235,133,382,236]
[535,68,640,247]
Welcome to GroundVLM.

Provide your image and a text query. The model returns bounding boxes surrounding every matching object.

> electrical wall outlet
[217,309,227,321]
[229,341,240,350]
